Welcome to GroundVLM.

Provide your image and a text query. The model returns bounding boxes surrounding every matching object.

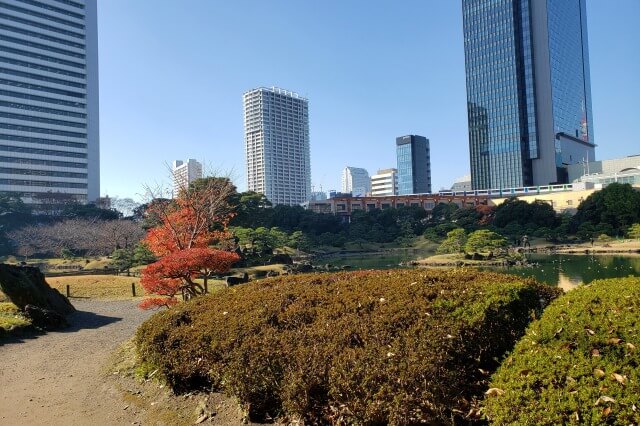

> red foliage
[144,207,230,257]
[476,204,495,225]
[139,178,239,309]
[139,247,240,309]
[138,297,179,310]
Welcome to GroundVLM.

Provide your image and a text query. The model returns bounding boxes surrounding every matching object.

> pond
[317,251,640,288]
[318,249,433,270]
[488,254,640,290]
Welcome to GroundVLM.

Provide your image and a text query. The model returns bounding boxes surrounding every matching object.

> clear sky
[98,1,640,200]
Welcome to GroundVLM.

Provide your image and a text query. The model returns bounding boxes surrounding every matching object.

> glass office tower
[463,0,595,190]
[396,135,431,195]
[0,0,99,204]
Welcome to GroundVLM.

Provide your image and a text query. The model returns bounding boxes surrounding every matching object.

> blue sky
[98,1,640,200]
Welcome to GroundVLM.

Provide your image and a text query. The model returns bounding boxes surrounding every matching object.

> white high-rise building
[341,166,370,196]
[172,159,202,197]
[243,87,311,205]
[0,0,100,205]
[371,168,398,196]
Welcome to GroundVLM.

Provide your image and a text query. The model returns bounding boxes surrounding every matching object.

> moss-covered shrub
[485,277,640,425]
[0,302,31,336]
[135,269,560,424]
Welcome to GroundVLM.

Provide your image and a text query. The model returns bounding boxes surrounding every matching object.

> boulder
[268,253,293,265]
[293,263,313,273]
[0,264,75,316]
[24,304,68,330]
[251,270,268,279]
[225,272,250,287]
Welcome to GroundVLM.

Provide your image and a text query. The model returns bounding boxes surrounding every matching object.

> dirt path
[0,299,153,426]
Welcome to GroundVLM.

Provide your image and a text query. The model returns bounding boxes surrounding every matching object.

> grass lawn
[234,263,288,275]
[1,263,283,305]
[47,275,143,300]
[416,252,512,266]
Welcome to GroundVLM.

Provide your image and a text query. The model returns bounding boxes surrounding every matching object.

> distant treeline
[2,181,639,258]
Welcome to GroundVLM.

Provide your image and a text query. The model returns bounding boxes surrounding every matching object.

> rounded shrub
[135,269,560,424]
[484,277,640,425]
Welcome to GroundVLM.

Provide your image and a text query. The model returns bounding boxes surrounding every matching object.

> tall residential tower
[396,135,431,195]
[463,0,595,189]
[243,87,311,205]
[0,0,100,205]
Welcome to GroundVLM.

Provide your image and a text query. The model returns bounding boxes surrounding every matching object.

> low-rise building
[306,193,489,219]
[567,154,640,187]
[450,174,472,192]
[491,183,597,214]
[371,168,398,196]
[309,191,327,201]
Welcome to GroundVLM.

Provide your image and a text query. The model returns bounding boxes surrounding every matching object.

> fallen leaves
[485,388,504,397]
[594,395,616,406]
[611,373,627,385]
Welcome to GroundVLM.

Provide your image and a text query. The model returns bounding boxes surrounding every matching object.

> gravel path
[0,299,154,426]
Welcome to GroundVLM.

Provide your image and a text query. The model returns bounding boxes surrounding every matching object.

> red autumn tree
[139,177,240,309]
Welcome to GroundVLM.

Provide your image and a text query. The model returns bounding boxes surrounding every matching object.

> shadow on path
[0,309,122,346]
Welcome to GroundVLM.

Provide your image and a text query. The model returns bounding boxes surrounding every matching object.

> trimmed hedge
[135,269,560,424]
[485,276,640,425]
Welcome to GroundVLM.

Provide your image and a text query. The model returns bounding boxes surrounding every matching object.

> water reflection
[485,254,640,287]
[319,252,640,287]
[556,272,580,292]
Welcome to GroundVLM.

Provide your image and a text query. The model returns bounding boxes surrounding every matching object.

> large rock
[0,264,75,315]
[24,304,69,330]
[224,272,250,287]
[267,253,293,265]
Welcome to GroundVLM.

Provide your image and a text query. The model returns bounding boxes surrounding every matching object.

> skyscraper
[0,0,100,205]
[172,159,202,197]
[396,135,431,195]
[243,87,311,205]
[463,0,595,190]
[341,166,370,196]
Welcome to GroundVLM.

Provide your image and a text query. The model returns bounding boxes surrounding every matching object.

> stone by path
[0,299,153,426]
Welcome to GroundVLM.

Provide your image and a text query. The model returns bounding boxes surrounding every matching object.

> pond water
[488,254,640,289]
[317,251,640,288]
[319,249,433,270]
